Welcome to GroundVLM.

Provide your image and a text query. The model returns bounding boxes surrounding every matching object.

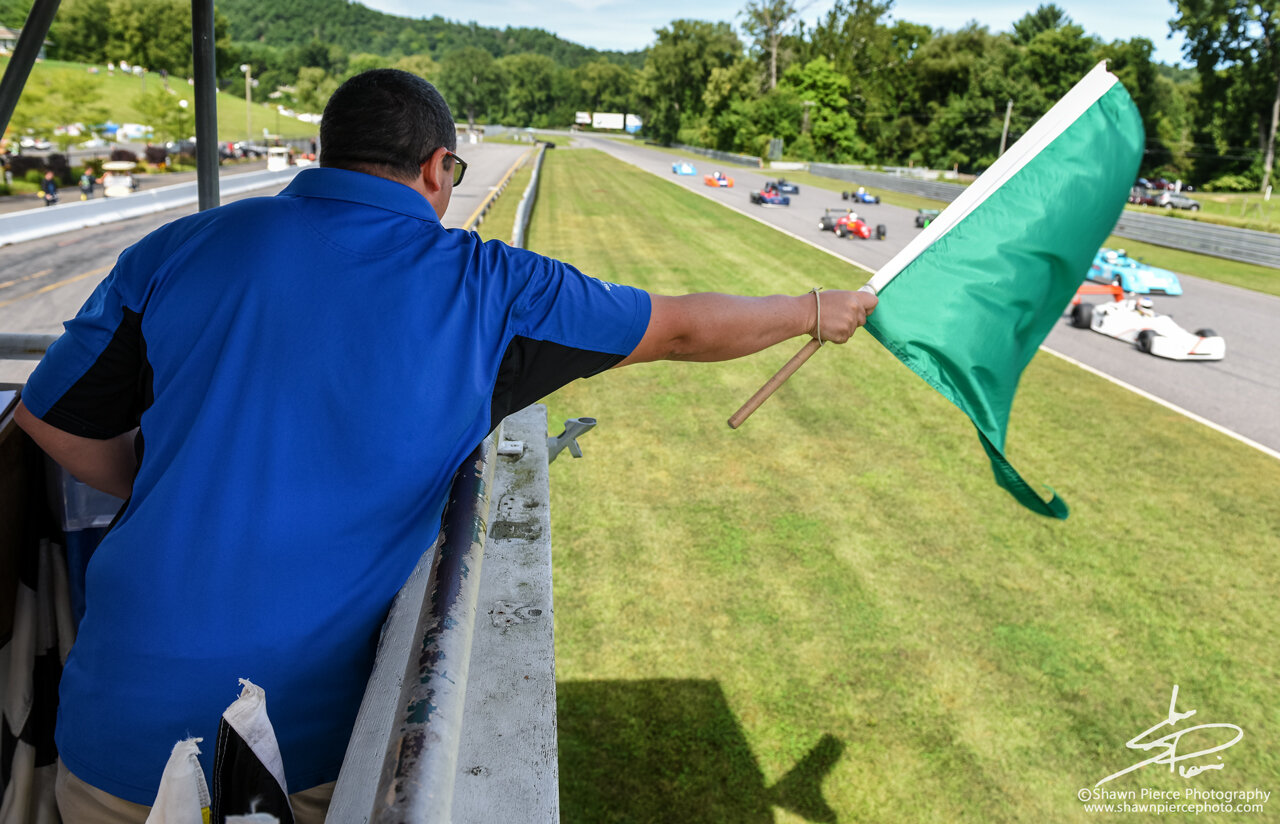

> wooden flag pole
[727,338,821,428]
[727,285,879,429]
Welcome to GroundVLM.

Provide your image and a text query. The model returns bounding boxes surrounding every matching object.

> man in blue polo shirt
[15,69,876,822]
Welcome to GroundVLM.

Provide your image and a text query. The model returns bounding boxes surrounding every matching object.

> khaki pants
[55,759,334,823]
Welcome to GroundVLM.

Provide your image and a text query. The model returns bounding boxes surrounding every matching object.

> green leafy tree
[106,0,197,74]
[49,0,111,63]
[639,19,742,144]
[575,59,637,113]
[293,66,340,115]
[1172,0,1280,190]
[134,87,192,143]
[780,57,864,161]
[8,73,109,150]
[740,0,796,89]
[1011,4,1073,45]
[346,52,388,77]
[912,25,1019,171]
[701,60,759,149]
[496,53,559,126]
[1015,22,1097,104]
[802,2,919,163]
[53,73,109,149]
[0,0,32,26]
[391,54,439,82]
[436,47,503,129]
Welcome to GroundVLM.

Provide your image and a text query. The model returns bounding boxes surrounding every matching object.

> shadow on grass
[558,679,843,824]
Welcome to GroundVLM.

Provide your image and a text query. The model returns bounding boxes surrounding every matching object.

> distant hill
[216,0,645,69]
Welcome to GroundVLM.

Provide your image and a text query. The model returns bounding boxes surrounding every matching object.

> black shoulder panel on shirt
[41,307,154,439]
[490,336,624,432]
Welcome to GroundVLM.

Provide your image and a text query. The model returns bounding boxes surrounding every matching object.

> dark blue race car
[842,187,880,204]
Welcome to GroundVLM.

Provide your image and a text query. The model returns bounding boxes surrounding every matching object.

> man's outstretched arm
[617,289,877,366]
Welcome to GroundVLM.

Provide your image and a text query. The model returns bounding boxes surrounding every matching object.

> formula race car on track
[704,171,734,188]
[750,184,791,206]
[1087,247,1183,295]
[1069,282,1224,360]
[672,162,697,175]
[818,208,885,240]
[769,178,800,194]
[842,187,880,204]
[915,208,940,228]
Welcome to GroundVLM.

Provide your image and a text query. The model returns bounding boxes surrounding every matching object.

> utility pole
[999,99,1013,157]
[240,63,252,146]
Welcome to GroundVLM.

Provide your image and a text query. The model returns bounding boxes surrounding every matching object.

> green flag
[863,62,1144,519]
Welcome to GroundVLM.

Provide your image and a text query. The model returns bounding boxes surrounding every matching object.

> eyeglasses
[443,150,467,187]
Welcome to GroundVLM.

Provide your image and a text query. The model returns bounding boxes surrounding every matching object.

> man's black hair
[319,69,456,181]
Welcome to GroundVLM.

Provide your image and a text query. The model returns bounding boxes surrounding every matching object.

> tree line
[4,0,1279,190]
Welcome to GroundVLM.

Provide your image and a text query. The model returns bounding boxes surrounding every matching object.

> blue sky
[360,1,1189,66]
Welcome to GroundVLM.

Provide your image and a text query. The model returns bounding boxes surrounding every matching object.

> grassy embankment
[527,147,1280,823]
[642,143,1280,298]
[0,56,318,145]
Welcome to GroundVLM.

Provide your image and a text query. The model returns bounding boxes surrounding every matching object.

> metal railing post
[190,0,220,210]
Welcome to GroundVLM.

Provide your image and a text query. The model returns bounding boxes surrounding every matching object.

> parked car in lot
[1156,191,1201,210]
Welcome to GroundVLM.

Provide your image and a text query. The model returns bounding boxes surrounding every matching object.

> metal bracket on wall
[547,417,596,463]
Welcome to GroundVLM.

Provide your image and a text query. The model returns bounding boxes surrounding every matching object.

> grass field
[527,147,1280,823]
[0,56,318,144]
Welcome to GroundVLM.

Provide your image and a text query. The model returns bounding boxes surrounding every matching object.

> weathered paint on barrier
[369,434,496,823]
[0,166,301,248]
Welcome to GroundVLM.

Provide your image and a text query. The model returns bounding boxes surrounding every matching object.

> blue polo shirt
[21,167,650,803]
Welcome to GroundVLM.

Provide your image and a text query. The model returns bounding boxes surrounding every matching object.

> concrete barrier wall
[0,166,301,248]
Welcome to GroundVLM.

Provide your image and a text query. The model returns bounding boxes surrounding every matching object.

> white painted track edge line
[1040,345,1280,462]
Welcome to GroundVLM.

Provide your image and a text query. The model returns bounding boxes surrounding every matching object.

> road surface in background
[572,133,1280,455]
[0,141,531,384]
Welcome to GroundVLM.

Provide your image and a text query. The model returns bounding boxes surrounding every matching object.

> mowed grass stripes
[525,147,1280,823]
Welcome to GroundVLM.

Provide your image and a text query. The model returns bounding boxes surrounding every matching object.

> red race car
[817,208,885,240]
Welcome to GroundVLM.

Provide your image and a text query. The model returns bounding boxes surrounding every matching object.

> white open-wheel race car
[1069,282,1225,361]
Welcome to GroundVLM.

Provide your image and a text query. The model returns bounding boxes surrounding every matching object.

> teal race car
[1087,248,1183,296]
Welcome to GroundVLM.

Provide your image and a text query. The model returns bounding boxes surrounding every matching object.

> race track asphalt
[570,133,1280,457]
